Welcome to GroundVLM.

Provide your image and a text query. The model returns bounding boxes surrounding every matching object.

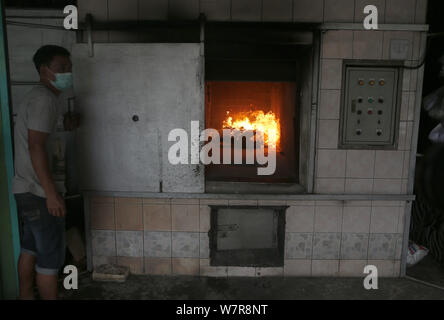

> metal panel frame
[209,205,288,267]
[338,59,404,150]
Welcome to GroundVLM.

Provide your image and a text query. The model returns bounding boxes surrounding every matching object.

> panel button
[369,79,375,86]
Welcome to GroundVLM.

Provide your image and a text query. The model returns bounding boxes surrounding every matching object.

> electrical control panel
[339,61,403,149]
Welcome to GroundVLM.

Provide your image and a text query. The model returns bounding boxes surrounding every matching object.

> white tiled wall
[315,28,426,195]
[90,196,406,277]
[77,0,427,24]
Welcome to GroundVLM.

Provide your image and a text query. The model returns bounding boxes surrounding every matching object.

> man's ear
[40,65,55,81]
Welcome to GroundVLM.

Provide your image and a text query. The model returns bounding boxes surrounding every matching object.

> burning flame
[223,109,281,150]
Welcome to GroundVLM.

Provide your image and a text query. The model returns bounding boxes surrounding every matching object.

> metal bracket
[85,14,94,57]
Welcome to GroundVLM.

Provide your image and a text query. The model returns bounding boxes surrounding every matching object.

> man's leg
[36,273,58,300]
[17,252,36,300]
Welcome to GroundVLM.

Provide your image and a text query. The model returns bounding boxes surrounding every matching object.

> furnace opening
[205,81,299,182]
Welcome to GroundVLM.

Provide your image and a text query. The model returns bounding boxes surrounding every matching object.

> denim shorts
[15,192,65,275]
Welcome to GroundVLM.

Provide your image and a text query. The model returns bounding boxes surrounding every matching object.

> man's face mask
[48,69,73,91]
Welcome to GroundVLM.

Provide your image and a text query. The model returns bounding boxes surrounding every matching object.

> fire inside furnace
[222,109,281,152]
[205,81,298,182]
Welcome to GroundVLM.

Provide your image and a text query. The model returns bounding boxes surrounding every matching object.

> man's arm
[28,129,65,217]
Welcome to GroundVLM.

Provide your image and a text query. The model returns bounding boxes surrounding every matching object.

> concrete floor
[407,255,444,288]
[59,272,444,300]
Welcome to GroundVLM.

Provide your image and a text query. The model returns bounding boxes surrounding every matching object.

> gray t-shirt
[12,84,66,198]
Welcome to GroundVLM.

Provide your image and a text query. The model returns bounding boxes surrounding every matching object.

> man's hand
[63,112,80,131]
[46,191,66,217]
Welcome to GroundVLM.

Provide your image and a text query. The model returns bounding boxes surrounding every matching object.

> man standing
[12,45,78,300]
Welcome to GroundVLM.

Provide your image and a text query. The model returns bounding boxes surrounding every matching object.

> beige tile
[393,260,401,277]
[397,121,407,150]
[412,32,423,60]
[315,178,345,194]
[382,31,414,60]
[90,196,114,204]
[344,179,373,194]
[316,149,347,178]
[372,179,402,194]
[318,120,340,149]
[342,206,371,233]
[92,256,116,268]
[367,260,396,277]
[115,197,143,204]
[345,150,375,178]
[370,206,399,233]
[314,206,343,232]
[385,0,415,23]
[199,205,211,232]
[144,257,172,275]
[371,200,401,207]
[315,200,343,207]
[319,90,341,120]
[339,260,367,277]
[320,59,343,90]
[402,69,411,91]
[116,257,143,275]
[227,266,256,277]
[172,258,199,275]
[402,151,411,179]
[255,267,284,277]
[143,204,171,231]
[286,206,315,232]
[344,201,372,207]
[311,260,340,277]
[115,202,143,231]
[142,198,171,205]
[407,92,416,120]
[199,259,228,277]
[374,151,404,179]
[171,205,199,232]
[324,0,355,22]
[322,30,353,59]
[353,31,384,59]
[90,203,115,230]
[284,259,312,276]
[399,92,410,121]
[354,0,386,23]
[171,198,199,205]
[397,206,407,233]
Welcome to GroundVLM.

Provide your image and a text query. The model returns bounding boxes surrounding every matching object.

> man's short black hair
[33,45,70,73]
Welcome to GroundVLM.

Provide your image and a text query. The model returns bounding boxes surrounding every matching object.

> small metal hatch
[209,205,287,267]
